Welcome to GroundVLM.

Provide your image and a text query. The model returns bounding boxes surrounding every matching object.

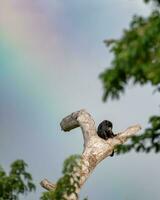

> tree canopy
[0,160,35,200]
[100,1,160,154]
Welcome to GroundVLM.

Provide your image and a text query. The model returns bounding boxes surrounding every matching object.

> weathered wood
[40,179,56,191]
[40,109,141,199]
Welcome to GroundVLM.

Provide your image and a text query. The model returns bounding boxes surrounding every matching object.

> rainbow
[0,1,70,127]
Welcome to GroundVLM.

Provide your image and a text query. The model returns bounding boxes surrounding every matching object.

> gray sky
[0,0,160,199]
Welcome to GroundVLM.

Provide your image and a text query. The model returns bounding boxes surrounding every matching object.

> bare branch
[60,109,97,147]
[40,179,56,191]
[41,110,141,200]
[112,124,142,147]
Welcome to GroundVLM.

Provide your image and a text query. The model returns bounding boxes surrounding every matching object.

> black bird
[97,120,115,156]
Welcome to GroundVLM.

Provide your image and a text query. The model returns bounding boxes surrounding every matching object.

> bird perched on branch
[97,120,115,156]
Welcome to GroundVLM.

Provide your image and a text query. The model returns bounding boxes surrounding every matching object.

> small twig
[40,179,56,191]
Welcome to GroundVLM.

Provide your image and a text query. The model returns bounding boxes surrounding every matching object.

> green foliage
[40,191,55,200]
[40,155,83,200]
[144,0,160,6]
[0,160,35,200]
[100,5,160,154]
[117,116,160,154]
[101,10,160,101]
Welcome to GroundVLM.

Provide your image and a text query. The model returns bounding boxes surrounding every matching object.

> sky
[0,0,160,199]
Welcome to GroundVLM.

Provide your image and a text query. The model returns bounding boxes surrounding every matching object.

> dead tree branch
[40,109,141,199]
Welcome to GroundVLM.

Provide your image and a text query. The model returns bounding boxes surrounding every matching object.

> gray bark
[41,109,141,199]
